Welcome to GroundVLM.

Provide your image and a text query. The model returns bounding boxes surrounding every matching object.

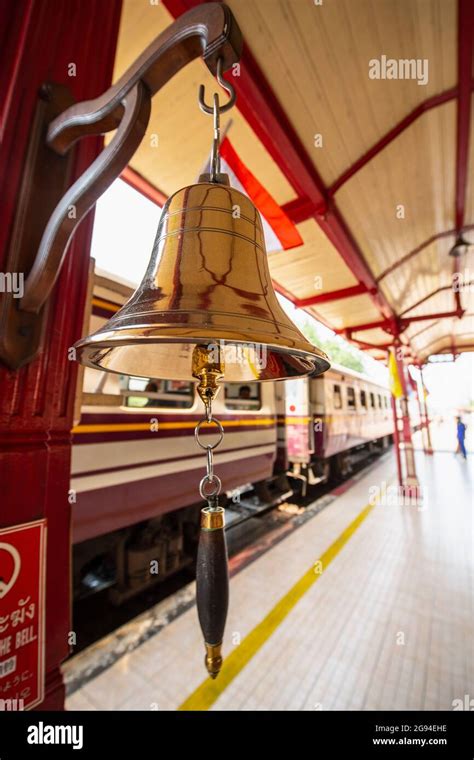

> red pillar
[419,365,433,454]
[414,377,428,453]
[390,394,404,488]
[0,0,122,709]
[394,350,420,491]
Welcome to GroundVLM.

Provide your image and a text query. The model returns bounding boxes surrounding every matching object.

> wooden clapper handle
[196,502,229,678]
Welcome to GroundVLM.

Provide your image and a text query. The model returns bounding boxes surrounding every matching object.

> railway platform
[63,447,473,711]
[3,0,474,736]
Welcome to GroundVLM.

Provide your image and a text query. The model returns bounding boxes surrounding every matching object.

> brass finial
[204,642,223,679]
[192,343,225,407]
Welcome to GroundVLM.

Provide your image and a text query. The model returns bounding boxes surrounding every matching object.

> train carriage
[284,367,393,493]
[316,366,393,458]
[71,270,393,602]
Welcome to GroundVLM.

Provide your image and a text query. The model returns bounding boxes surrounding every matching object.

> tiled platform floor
[65,449,473,711]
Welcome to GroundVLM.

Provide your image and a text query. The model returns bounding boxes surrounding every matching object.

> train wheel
[330,452,352,481]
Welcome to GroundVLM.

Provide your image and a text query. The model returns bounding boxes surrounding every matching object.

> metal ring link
[199,473,222,500]
[206,446,214,478]
[195,417,224,450]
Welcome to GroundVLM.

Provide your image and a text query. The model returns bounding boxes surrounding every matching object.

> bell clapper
[193,344,229,679]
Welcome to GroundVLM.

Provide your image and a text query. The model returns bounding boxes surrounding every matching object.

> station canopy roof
[109,0,474,365]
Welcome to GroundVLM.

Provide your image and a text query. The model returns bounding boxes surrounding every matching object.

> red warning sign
[0,519,46,710]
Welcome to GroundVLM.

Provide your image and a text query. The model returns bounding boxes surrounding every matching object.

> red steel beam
[294,283,369,308]
[345,331,415,357]
[450,332,457,357]
[451,0,474,318]
[455,0,474,231]
[341,308,464,335]
[403,310,462,326]
[418,365,433,454]
[314,208,395,322]
[377,225,474,283]
[422,334,464,355]
[347,336,392,352]
[339,318,394,335]
[412,324,474,354]
[400,282,473,317]
[390,391,403,488]
[281,196,318,224]
[329,86,461,197]
[438,342,474,352]
[120,166,168,207]
[394,348,420,488]
[409,319,441,340]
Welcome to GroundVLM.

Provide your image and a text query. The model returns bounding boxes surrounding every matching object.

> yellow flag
[388,349,403,398]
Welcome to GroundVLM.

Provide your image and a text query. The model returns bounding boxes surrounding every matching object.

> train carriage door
[274,381,289,473]
[285,378,312,464]
[0,2,121,709]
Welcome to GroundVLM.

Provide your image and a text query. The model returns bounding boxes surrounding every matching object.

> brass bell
[75,178,330,380]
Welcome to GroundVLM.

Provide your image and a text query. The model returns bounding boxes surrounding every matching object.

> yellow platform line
[179,498,378,711]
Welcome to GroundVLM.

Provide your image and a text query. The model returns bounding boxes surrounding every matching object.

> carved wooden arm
[21,82,151,314]
[0,2,242,369]
[24,2,242,313]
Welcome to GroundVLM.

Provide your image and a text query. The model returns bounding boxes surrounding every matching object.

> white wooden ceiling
[110,0,473,363]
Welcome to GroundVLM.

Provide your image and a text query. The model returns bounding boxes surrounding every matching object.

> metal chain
[194,395,224,507]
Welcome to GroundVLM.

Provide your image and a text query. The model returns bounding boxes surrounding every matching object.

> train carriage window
[225,383,261,410]
[125,377,194,408]
[333,384,342,409]
[347,386,356,410]
[370,392,375,408]
[360,389,367,409]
